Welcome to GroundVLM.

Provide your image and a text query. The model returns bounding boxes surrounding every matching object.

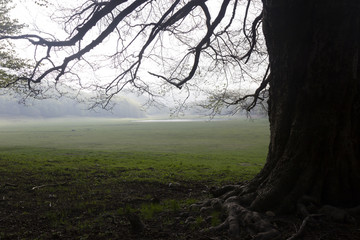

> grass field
[0,117,270,239]
[0,117,269,183]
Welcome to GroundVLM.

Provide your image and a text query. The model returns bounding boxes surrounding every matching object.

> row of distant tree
[0,95,146,118]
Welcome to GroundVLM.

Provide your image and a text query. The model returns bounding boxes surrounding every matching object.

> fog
[3,1,268,120]
[0,94,146,119]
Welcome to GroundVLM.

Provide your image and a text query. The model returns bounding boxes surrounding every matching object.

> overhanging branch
[225,63,270,111]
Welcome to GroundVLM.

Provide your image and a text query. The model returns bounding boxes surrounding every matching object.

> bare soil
[1,172,359,239]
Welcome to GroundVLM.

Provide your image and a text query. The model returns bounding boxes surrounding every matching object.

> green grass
[0,117,269,153]
[0,117,270,239]
[0,117,269,183]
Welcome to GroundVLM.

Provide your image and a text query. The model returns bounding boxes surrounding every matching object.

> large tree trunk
[249,1,360,213]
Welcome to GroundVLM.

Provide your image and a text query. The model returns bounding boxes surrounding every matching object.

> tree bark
[249,0,360,213]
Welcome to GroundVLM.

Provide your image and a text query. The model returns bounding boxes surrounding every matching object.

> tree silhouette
[1,0,267,108]
[1,0,359,238]
[0,0,30,92]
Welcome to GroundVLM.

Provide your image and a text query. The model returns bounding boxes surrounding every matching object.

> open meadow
[0,117,270,239]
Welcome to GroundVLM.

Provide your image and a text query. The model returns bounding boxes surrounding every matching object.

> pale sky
[8,0,267,114]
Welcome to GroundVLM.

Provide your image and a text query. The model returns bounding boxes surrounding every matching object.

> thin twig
[31,182,68,190]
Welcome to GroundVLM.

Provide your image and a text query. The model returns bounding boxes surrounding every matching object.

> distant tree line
[0,95,145,118]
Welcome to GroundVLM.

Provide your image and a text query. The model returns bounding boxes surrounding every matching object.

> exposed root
[197,183,280,239]
[287,198,360,239]
[194,185,360,239]
[210,183,258,206]
[199,193,279,239]
[190,198,223,213]
[286,214,323,240]
[319,205,356,223]
[297,195,319,217]
[210,185,239,198]
[224,202,280,240]
[31,182,68,190]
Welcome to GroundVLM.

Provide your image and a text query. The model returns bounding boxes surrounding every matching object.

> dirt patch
[1,172,359,239]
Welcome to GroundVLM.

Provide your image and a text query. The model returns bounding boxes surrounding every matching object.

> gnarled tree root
[286,204,360,239]
[286,214,323,240]
[226,202,280,240]
[192,185,360,240]
[200,200,280,239]
[193,185,280,240]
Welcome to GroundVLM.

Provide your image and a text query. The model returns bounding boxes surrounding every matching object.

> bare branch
[170,0,232,88]
[225,63,270,111]
[2,0,269,113]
